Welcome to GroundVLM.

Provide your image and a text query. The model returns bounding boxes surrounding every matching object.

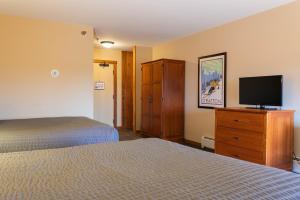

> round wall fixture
[100,41,114,48]
[51,69,60,78]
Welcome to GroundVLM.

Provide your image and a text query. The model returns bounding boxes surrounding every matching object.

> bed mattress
[0,138,299,200]
[0,117,119,152]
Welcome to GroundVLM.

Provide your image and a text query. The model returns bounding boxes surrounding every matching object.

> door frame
[93,59,117,127]
[121,51,134,130]
[133,47,137,133]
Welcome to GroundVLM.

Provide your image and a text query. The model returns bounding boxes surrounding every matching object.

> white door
[93,63,114,126]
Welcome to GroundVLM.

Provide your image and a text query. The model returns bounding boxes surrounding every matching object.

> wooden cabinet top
[215,107,295,114]
[142,58,185,65]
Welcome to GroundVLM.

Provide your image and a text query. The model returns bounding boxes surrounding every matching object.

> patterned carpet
[118,129,142,141]
[118,129,204,151]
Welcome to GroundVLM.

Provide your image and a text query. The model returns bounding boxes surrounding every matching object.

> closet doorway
[93,59,117,127]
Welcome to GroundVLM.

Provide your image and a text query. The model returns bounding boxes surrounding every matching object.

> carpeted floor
[117,129,206,151]
[118,129,142,141]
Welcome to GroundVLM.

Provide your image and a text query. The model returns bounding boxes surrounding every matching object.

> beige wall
[0,14,94,119]
[135,46,153,130]
[153,1,300,156]
[93,49,122,126]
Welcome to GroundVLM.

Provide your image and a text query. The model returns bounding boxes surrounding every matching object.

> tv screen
[239,75,283,107]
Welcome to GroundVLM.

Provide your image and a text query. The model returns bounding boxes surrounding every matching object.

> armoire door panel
[152,83,162,117]
[151,83,162,137]
[162,62,185,137]
[151,62,162,137]
[142,63,152,84]
[141,63,152,133]
[141,84,151,133]
[141,85,151,115]
[152,61,163,83]
[151,117,161,137]
[141,115,151,133]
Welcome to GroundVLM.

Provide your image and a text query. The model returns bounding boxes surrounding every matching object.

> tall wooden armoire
[141,59,185,142]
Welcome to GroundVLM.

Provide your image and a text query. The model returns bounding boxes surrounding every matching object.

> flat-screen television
[239,75,283,107]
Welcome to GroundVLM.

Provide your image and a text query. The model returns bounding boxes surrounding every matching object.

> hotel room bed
[0,138,299,200]
[0,117,119,153]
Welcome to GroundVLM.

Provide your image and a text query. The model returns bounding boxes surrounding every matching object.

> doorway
[93,60,117,127]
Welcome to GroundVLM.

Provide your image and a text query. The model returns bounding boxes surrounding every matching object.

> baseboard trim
[184,139,202,148]
[184,139,215,152]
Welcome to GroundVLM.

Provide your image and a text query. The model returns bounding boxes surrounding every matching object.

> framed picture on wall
[198,52,227,109]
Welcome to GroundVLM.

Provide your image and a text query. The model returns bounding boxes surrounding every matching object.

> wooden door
[122,51,133,129]
[141,63,152,133]
[151,61,163,137]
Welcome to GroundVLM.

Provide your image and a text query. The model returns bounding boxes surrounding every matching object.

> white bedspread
[0,138,299,200]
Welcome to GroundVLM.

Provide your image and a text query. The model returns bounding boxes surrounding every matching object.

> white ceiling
[0,0,295,49]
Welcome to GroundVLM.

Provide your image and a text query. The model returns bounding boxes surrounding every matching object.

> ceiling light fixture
[100,41,114,48]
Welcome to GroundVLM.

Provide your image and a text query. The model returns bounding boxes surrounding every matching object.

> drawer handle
[233,119,240,122]
[233,136,239,140]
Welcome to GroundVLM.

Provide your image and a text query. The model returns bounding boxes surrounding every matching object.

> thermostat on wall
[51,69,60,78]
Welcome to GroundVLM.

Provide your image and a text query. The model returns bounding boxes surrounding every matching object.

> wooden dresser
[215,108,294,170]
[141,59,185,142]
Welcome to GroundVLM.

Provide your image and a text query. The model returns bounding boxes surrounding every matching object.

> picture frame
[198,52,227,109]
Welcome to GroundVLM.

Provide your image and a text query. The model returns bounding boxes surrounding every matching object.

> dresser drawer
[215,127,264,152]
[216,110,265,132]
[216,142,265,164]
